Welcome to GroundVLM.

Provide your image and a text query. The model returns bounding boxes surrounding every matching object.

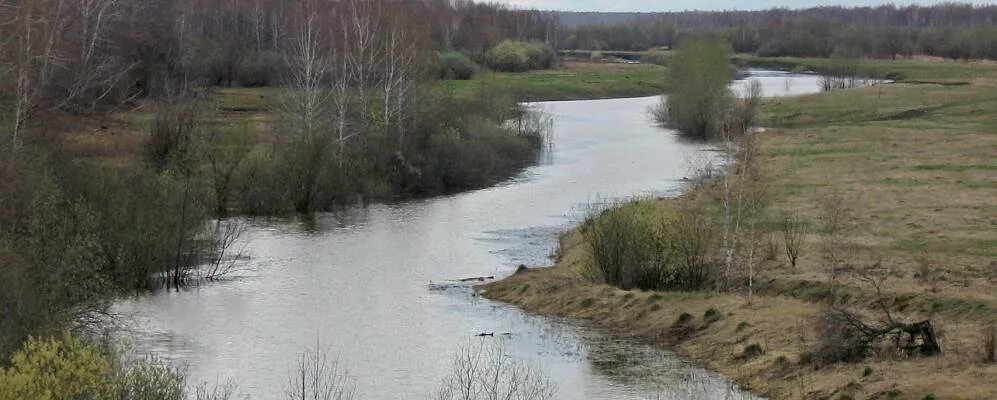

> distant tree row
[556,4,997,60]
[0,0,558,116]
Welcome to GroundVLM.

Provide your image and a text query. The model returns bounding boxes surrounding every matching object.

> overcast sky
[495,0,973,12]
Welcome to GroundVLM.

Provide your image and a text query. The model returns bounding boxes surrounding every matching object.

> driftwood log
[832,308,941,356]
[830,270,941,357]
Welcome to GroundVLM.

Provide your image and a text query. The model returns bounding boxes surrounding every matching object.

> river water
[114,71,824,399]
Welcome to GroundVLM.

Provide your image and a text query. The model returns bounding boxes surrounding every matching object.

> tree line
[556,4,997,60]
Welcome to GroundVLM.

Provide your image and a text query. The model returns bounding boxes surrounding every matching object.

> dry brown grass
[483,229,997,399]
[484,60,997,399]
[558,60,644,72]
[51,87,279,163]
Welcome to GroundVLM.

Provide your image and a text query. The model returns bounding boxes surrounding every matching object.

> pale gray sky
[496,0,973,12]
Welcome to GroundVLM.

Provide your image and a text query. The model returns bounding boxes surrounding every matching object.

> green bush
[0,334,193,400]
[438,52,479,80]
[486,40,556,72]
[743,343,764,358]
[0,334,116,400]
[188,38,225,86]
[584,200,716,291]
[486,40,530,72]
[0,152,113,355]
[704,307,722,323]
[116,359,186,400]
[584,201,672,290]
[654,36,734,138]
[238,51,282,87]
[523,41,557,70]
[673,312,695,327]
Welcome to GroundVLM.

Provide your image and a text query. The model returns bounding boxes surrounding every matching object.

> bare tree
[201,219,248,281]
[285,341,357,400]
[1,0,132,150]
[717,134,740,293]
[435,341,557,400]
[781,211,808,268]
[57,0,133,112]
[820,192,848,294]
[381,14,418,152]
[280,0,333,212]
[5,0,68,149]
[204,126,254,215]
[250,0,265,53]
[731,136,767,304]
[716,79,763,293]
[282,0,331,136]
[342,0,382,126]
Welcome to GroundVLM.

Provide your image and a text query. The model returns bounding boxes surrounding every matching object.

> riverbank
[482,58,997,400]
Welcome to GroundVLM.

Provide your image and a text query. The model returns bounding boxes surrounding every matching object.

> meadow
[484,57,997,400]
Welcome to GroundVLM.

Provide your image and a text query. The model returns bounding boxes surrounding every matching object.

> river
[114,70,825,399]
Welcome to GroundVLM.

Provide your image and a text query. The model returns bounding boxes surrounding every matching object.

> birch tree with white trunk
[381,15,418,152]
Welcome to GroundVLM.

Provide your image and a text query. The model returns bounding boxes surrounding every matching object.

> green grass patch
[442,63,666,102]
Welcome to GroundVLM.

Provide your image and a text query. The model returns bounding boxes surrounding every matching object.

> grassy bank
[443,60,666,102]
[737,55,997,82]
[482,58,997,400]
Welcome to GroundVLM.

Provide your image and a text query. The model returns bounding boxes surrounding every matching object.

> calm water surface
[114,71,823,399]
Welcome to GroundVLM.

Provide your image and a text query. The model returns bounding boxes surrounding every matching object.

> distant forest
[551,4,997,60]
[4,1,990,104]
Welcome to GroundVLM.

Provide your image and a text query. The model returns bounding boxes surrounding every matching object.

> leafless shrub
[435,341,556,400]
[511,107,554,152]
[683,151,718,189]
[913,252,945,292]
[820,47,862,92]
[727,78,763,136]
[781,211,808,268]
[762,234,779,262]
[194,381,239,400]
[201,219,248,281]
[285,341,357,400]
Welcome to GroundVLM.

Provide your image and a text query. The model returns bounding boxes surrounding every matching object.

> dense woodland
[557,4,997,60]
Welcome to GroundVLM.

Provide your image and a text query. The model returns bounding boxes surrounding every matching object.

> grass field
[442,60,667,102]
[483,58,997,400]
[740,55,997,82]
[63,61,664,163]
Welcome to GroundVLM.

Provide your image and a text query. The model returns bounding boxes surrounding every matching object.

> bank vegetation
[484,47,997,399]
